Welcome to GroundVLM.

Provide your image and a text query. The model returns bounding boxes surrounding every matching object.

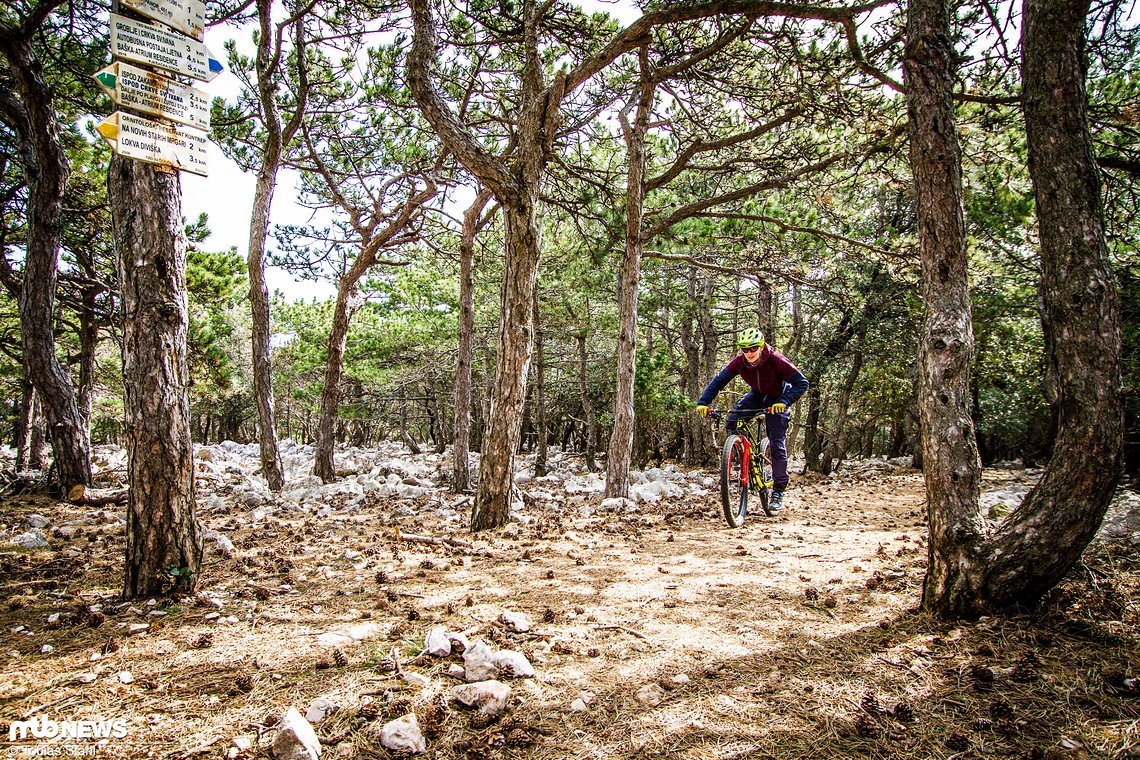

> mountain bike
[708,409,776,527]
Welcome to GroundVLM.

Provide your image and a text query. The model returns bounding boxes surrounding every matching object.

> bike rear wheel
[720,434,748,527]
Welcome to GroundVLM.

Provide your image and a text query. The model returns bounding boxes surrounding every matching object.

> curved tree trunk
[918,0,1123,616]
[248,161,285,490]
[313,282,361,482]
[453,189,492,493]
[410,0,562,530]
[245,0,310,493]
[921,0,1122,615]
[0,25,91,492]
[110,157,200,598]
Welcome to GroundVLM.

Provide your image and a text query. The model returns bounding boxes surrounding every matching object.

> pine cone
[860,691,881,714]
[235,673,255,693]
[384,697,412,720]
[890,701,915,723]
[543,608,557,623]
[989,700,1015,720]
[505,728,535,748]
[945,733,970,752]
[357,702,380,721]
[407,608,421,621]
[87,611,106,628]
[1010,663,1039,683]
[970,664,995,689]
[315,658,333,670]
[375,570,389,584]
[419,703,447,738]
[193,633,214,649]
[854,712,879,738]
[102,637,120,655]
[804,587,820,601]
[333,649,349,667]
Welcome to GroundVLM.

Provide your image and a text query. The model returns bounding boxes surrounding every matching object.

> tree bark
[0,20,91,492]
[917,0,1123,616]
[472,200,542,528]
[453,189,492,493]
[576,330,598,471]
[606,46,653,500]
[533,290,548,477]
[313,282,361,481]
[906,0,984,613]
[246,0,310,492]
[967,0,1123,605]
[109,156,200,599]
[409,0,563,530]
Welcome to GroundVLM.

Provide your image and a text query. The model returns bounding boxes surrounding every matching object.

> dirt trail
[1,466,1136,759]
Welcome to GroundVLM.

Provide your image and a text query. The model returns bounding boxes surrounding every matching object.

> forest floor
[0,449,1138,760]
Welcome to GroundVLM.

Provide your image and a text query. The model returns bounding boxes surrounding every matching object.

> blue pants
[727,392,791,491]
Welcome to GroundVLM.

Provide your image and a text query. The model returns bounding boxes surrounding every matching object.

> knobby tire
[720,434,748,527]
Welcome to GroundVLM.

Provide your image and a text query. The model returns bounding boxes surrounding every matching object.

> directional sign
[96,111,209,176]
[120,0,205,41]
[93,62,209,131]
[110,14,222,83]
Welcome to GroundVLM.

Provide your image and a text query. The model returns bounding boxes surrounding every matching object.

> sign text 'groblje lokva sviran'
[120,0,205,41]
[93,61,209,131]
[109,13,222,83]
[96,111,209,176]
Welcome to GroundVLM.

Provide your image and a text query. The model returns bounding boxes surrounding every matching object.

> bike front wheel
[720,434,749,527]
[755,436,776,516]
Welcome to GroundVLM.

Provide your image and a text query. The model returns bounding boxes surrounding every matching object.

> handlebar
[704,407,779,422]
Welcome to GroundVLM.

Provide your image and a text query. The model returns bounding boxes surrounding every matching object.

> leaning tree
[908,0,1124,616]
[0,0,95,491]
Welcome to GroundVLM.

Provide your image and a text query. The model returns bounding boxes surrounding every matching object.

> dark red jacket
[697,344,810,407]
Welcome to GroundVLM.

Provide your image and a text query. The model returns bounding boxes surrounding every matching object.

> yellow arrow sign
[96,111,209,176]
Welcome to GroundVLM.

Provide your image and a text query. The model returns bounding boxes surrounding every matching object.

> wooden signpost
[99,1,221,176]
[93,61,210,131]
[110,14,222,83]
[96,111,209,176]
[119,0,205,41]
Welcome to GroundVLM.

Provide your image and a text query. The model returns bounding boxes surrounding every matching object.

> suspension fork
[739,436,752,486]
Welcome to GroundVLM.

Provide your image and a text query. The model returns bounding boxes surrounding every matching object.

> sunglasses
[741,345,762,354]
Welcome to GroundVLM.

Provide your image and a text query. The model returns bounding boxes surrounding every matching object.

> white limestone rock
[379,713,426,754]
[498,611,533,633]
[452,680,511,718]
[272,708,321,760]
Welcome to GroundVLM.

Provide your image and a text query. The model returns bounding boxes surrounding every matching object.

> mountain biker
[695,328,809,512]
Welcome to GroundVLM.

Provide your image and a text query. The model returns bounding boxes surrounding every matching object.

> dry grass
[0,466,1137,759]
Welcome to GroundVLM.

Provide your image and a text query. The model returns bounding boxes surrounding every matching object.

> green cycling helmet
[737,328,765,349]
